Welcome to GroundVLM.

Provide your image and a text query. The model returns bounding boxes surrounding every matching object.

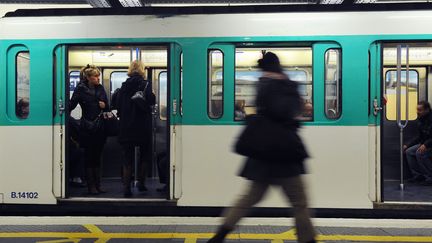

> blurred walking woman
[207,52,316,243]
[70,64,109,195]
[116,61,155,197]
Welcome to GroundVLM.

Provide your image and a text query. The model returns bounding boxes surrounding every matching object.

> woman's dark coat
[70,81,109,120]
[239,75,308,181]
[70,81,109,146]
[116,74,155,145]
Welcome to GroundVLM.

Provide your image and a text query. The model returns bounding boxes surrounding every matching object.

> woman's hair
[257,52,283,73]
[127,60,146,78]
[80,64,101,82]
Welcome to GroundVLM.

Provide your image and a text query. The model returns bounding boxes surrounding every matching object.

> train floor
[0,217,431,243]
[383,180,432,202]
[68,178,167,199]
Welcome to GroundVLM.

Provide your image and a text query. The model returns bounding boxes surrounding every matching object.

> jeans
[406,144,432,180]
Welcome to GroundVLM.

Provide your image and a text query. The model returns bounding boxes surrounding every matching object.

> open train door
[380,42,431,203]
[170,43,183,200]
[52,45,67,199]
[368,42,382,203]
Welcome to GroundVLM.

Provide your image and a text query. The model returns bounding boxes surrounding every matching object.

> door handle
[172,99,177,116]
[373,98,382,116]
[58,99,65,116]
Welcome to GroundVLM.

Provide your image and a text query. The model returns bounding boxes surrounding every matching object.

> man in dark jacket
[404,101,432,185]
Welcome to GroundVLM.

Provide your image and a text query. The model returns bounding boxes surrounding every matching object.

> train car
[1,4,432,214]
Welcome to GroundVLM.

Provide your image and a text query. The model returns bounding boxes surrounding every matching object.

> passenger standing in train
[70,64,109,195]
[207,52,316,243]
[403,101,432,185]
[116,61,155,197]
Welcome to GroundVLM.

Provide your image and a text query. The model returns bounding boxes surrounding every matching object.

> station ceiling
[0,0,432,8]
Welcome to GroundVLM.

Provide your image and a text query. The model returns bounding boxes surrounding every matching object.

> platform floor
[0,217,431,242]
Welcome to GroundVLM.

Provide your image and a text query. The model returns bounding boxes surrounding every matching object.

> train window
[53,53,57,117]
[69,71,82,119]
[180,52,183,116]
[385,70,419,121]
[234,47,313,121]
[69,71,80,95]
[208,50,224,119]
[324,49,342,119]
[16,52,30,119]
[159,71,168,120]
[110,71,128,94]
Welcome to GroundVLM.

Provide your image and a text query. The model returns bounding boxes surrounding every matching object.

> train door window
[385,70,419,121]
[69,71,80,95]
[234,47,313,120]
[208,50,224,119]
[16,51,30,119]
[324,49,342,119]
[69,71,81,119]
[180,52,183,116]
[110,71,128,94]
[159,71,168,120]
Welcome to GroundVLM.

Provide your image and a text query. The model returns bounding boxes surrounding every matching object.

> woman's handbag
[80,113,103,134]
[102,112,119,137]
[234,115,307,162]
[131,81,149,110]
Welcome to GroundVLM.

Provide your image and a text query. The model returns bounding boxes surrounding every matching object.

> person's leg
[93,143,106,193]
[137,144,151,191]
[69,145,81,186]
[406,144,424,180]
[122,145,135,197]
[84,147,98,195]
[280,176,316,243]
[416,149,432,182]
[207,181,269,243]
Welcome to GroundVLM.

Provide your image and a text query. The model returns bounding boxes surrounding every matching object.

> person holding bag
[70,64,109,195]
[207,52,316,243]
[116,60,156,197]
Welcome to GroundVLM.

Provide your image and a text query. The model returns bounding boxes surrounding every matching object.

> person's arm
[98,86,110,112]
[406,127,421,148]
[423,123,432,148]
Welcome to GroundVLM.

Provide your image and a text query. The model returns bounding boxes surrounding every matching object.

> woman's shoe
[88,186,99,195]
[86,168,99,195]
[96,187,107,193]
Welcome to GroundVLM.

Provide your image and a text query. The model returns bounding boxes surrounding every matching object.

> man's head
[417,101,431,118]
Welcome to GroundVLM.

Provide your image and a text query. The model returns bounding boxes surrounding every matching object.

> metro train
[1,4,432,214]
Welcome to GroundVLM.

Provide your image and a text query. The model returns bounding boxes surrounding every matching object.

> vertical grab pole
[396,45,403,190]
[396,45,410,190]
